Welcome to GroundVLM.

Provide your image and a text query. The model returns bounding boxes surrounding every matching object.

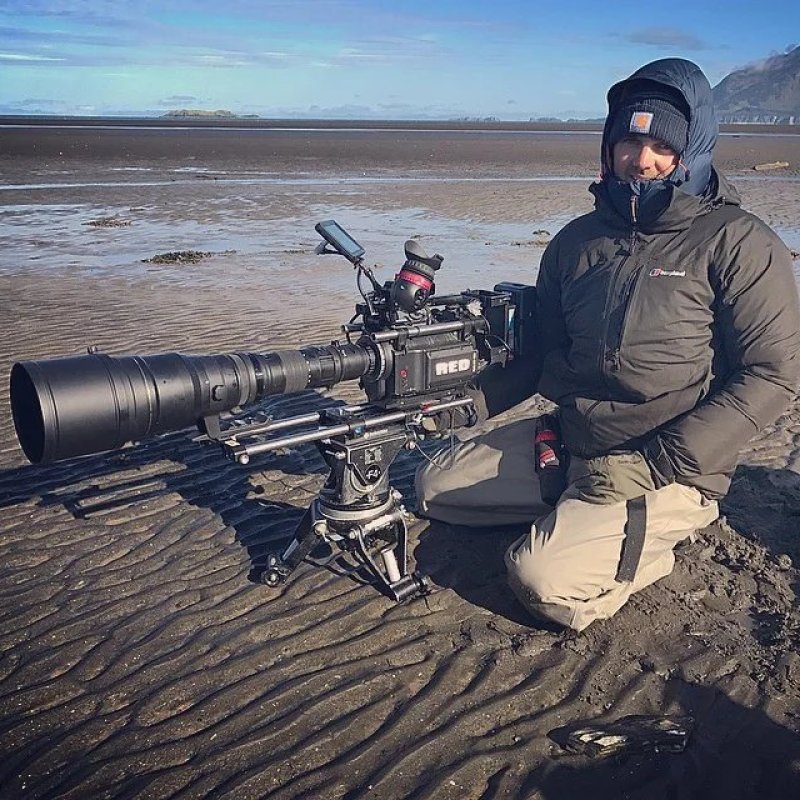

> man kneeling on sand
[416,58,800,632]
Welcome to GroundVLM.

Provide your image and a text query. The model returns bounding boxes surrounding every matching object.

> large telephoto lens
[10,343,373,464]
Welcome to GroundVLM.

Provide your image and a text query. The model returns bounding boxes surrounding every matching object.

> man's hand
[640,434,676,489]
[420,405,478,437]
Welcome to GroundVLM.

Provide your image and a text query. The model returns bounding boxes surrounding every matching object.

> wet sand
[1,128,800,798]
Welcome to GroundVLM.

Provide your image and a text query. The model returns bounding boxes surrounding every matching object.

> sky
[0,0,798,119]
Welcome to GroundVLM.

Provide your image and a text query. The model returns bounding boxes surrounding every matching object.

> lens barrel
[11,343,373,464]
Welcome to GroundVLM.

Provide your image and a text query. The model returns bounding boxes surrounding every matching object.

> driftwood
[753,161,790,171]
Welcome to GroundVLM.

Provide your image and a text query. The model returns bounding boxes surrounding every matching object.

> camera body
[315,219,536,411]
[355,286,534,409]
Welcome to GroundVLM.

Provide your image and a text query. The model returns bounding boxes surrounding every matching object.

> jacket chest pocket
[562,266,613,342]
[612,265,715,396]
[623,266,708,340]
[606,267,645,368]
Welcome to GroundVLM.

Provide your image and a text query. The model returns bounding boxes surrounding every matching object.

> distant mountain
[161,109,259,119]
[712,46,800,123]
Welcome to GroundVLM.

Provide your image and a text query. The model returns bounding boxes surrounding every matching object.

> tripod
[205,398,471,601]
[261,417,427,600]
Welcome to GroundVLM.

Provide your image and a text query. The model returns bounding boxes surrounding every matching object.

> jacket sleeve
[466,242,568,422]
[650,219,800,483]
[536,238,572,360]
[527,233,577,405]
[468,352,540,421]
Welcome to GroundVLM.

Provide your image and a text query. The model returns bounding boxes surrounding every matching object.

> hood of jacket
[599,58,720,226]
[591,165,741,234]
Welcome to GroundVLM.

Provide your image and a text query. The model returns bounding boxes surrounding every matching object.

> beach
[1,123,800,798]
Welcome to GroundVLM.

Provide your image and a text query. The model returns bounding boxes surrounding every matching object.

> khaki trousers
[415,417,719,632]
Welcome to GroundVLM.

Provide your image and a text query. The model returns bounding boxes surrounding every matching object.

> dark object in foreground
[10,220,536,603]
[549,715,694,758]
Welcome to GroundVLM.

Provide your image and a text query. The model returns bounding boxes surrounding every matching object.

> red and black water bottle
[535,414,567,506]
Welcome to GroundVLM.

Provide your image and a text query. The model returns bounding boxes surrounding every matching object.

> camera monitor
[315,220,365,264]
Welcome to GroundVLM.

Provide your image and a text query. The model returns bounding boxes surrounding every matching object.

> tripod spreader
[261,488,429,602]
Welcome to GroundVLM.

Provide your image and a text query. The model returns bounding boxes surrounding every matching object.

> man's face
[612,135,680,182]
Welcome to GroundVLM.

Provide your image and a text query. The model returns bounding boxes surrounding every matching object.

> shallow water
[1,154,797,293]
[0,175,597,192]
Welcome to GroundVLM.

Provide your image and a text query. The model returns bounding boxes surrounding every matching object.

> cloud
[0,52,64,61]
[622,27,709,50]
[0,7,296,68]
[336,48,384,60]
[0,96,72,114]
[257,99,514,120]
[0,2,459,75]
[0,24,122,47]
[158,95,201,106]
[0,40,296,70]
[728,42,800,74]
[354,34,450,59]
[0,0,158,27]
[186,49,295,68]
[316,34,451,69]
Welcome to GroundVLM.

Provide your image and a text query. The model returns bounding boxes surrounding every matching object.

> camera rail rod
[368,319,486,343]
[342,318,487,342]
[220,397,473,464]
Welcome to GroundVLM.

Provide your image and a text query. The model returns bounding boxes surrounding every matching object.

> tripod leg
[381,548,403,583]
[352,516,429,602]
[379,505,429,600]
[260,504,318,587]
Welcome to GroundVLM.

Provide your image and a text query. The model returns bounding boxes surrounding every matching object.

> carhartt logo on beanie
[608,87,690,155]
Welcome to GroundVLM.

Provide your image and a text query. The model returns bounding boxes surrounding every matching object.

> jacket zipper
[608,266,644,371]
[598,195,639,384]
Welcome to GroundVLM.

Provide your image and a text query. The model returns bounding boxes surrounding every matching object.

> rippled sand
[1,128,800,798]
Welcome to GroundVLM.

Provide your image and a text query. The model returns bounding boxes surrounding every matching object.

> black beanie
[607,85,690,155]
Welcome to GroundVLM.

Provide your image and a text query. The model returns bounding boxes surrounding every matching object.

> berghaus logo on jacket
[649,267,687,277]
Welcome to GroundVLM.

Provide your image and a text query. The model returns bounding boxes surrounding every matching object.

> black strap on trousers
[615,495,647,582]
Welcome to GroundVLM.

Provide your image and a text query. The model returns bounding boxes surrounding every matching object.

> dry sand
[1,126,800,798]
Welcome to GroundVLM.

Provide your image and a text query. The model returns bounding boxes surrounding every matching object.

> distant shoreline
[0,116,603,132]
[0,115,797,136]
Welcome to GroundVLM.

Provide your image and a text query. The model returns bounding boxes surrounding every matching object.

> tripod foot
[259,553,291,587]
[390,571,431,602]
